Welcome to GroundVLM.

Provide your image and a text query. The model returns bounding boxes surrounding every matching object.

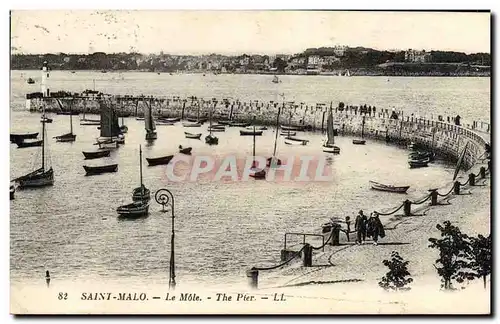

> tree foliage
[468,234,492,289]
[379,251,413,291]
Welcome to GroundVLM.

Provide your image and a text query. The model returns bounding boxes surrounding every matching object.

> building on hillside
[333,45,348,57]
[405,49,432,63]
[307,55,321,67]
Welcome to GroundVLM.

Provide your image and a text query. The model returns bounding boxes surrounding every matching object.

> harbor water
[10,71,490,288]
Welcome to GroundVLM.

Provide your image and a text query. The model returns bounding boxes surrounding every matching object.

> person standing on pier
[367,212,385,246]
[355,210,367,245]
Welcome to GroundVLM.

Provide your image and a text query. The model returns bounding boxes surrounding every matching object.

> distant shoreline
[11,69,490,77]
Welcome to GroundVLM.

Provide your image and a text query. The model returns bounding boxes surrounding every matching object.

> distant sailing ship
[144,100,157,141]
[96,100,121,149]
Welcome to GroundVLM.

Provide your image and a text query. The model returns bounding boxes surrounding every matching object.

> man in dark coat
[367,212,385,245]
[354,210,367,244]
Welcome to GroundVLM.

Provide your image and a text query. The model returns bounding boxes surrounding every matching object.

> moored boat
[144,99,157,141]
[369,181,410,193]
[54,133,77,142]
[40,117,53,123]
[217,120,232,125]
[409,151,435,161]
[280,131,296,136]
[187,117,208,123]
[82,150,111,160]
[352,139,366,145]
[184,132,202,139]
[146,155,174,166]
[229,122,251,127]
[267,104,283,168]
[408,157,430,169]
[183,122,202,127]
[322,104,341,154]
[240,130,263,136]
[10,184,15,200]
[285,139,308,146]
[117,200,150,218]
[205,102,219,145]
[281,125,304,132]
[17,139,43,148]
[56,111,79,116]
[10,132,38,143]
[285,136,309,143]
[132,146,150,202]
[83,164,118,175]
[208,126,226,132]
[179,145,192,155]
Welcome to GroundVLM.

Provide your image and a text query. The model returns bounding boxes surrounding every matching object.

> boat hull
[55,133,76,142]
[179,147,192,155]
[408,158,430,168]
[229,122,251,127]
[17,140,43,148]
[83,164,118,175]
[146,155,174,166]
[369,181,410,193]
[285,139,308,146]
[145,132,157,141]
[132,187,151,202]
[352,139,366,145]
[117,202,150,218]
[205,135,219,145]
[82,150,111,160]
[10,186,15,200]
[208,127,226,132]
[183,123,202,127]
[17,168,54,188]
[240,130,263,136]
[323,146,340,154]
[184,132,202,139]
[10,133,38,143]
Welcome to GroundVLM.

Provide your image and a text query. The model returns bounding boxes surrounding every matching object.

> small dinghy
[280,131,296,136]
[185,132,202,139]
[187,117,208,123]
[179,145,192,155]
[10,133,38,143]
[40,117,53,123]
[82,150,111,160]
[285,139,308,146]
[83,164,118,176]
[117,200,150,218]
[229,122,251,127]
[408,157,430,169]
[183,122,202,128]
[281,125,304,132]
[17,139,43,148]
[285,136,309,143]
[208,126,226,132]
[409,151,435,161]
[156,120,175,126]
[352,139,366,145]
[10,184,15,200]
[369,181,410,193]
[146,155,174,166]
[240,130,263,136]
[205,134,219,145]
[323,145,340,154]
[217,120,232,125]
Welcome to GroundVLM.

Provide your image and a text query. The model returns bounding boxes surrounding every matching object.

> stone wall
[27,95,488,167]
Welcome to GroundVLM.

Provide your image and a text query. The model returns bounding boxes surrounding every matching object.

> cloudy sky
[10,10,491,55]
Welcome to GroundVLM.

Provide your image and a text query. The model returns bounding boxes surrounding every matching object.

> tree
[468,234,492,289]
[273,58,288,72]
[428,221,474,290]
[379,251,413,291]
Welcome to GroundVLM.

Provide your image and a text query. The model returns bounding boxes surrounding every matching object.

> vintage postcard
[9,10,491,315]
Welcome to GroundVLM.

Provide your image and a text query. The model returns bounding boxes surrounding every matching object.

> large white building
[405,49,431,63]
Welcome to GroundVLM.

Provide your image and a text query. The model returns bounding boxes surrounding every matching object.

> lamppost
[155,189,176,289]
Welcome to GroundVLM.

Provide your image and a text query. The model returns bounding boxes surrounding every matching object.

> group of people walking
[354,210,385,245]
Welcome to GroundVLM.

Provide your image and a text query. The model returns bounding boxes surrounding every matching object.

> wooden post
[454,181,460,195]
[303,243,312,267]
[246,269,259,289]
[468,173,475,186]
[429,189,438,206]
[403,199,411,216]
[45,270,50,288]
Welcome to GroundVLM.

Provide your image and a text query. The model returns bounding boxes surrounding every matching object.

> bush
[379,251,413,291]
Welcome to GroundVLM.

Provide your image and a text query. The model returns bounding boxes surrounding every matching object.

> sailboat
[323,103,341,154]
[14,115,54,188]
[205,101,219,145]
[249,124,266,179]
[284,112,309,145]
[80,108,100,125]
[267,104,283,167]
[145,99,157,141]
[54,107,76,142]
[132,145,151,202]
[352,115,366,145]
[96,100,121,149]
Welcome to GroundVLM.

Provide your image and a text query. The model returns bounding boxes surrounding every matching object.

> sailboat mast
[273,105,281,156]
[288,110,292,137]
[41,113,45,170]
[139,145,143,189]
[253,124,256,160]
[209,102,213,135]
[70,108,73,134]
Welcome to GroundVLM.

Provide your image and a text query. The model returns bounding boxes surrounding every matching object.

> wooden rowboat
[10,132,38,143]
[369,181,410,193]
[146,155,174,166]
[408,157,430,169]
[82,150,111,160]
[184,132,202,139]
[179,146,192,155]
[183,122,202,127]
[117,200,150,218]
[83,164,118,175]
[17,139,43,148]
[352,139,366,145]
[240,130,263,136]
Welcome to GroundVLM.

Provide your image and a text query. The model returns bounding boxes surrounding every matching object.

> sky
[10,10,491,55]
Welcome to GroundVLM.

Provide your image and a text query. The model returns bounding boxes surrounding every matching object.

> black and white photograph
[7,9,492,315]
